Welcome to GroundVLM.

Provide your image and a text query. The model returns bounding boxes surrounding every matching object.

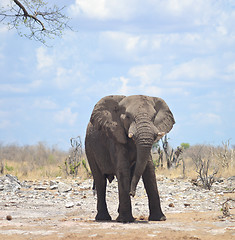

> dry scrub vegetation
[0,139,234,185]
[154,141,235,187]
[0,142,67,179]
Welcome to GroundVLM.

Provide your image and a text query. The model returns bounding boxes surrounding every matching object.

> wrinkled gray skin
[85,95,175,223]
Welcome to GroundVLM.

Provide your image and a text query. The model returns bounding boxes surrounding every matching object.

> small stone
[147,234,157,237]
[65,202,74,208]
[184,203,190,207]
[58,182,72,193]
[50,185,58,190]
[6,174,20,184]
[34,186,47,190]
[6,215,12,221]
[89,234,97,238]
[169,203,174,207]
[50,180,57,186]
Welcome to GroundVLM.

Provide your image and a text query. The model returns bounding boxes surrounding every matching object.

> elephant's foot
[116,213,135,223]
[148,214,166,221]
[95,211,112,221]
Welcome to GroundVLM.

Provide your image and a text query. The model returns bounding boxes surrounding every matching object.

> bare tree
[0,0,72,44]
[64,136,83,176]
[214,140,234,169]
[191,146,218,190]
[161,135,183,169]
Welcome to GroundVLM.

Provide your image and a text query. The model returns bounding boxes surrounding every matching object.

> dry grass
[0,141,234,181]
[0,142,92,181]
[2,161,61,180]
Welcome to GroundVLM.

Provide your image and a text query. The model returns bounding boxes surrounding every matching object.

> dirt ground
[0,176,234,240]
[0,209,234,240]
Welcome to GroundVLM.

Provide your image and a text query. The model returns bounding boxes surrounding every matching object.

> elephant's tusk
[128,132,133,138]
[158,132,165,137]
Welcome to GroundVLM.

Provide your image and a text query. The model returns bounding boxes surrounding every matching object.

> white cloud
[71,0,198,20]
[0,0,11,8]
[193,112,222,126]
[69,0,225,30]
[0,119,11,129]
[100,32,142,52]
[54,67,83,89]
[166,59,216,81]
[128,64,162,86]
[36,47,54,70]
[114,65,163,96]
[164,0,195,15]
[223,62,235,82]
[0,25,8,34]
[30,80,42,89]
[98,32,163,62]
[118,77,129,95]
[54,108,78,126]
[113,62,194,97]
[142,86,162,96]
[227,62,235,73]
[0,109,11,129]
[0,80,42,93]
[34,99,58,110]
[70,0,137,20]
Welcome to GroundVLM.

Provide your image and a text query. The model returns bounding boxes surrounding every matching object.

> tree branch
[13,0,28,17]
[0,0,72,44]
[13,0,45,30]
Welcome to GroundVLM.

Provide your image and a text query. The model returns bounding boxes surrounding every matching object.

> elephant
[85,95,175,222]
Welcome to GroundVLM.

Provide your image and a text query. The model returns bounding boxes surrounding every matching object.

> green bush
[181,143,190,149]
[5,163,14,172]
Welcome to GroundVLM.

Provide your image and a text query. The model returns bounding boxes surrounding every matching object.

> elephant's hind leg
[86,150,111,221]
[95,175,112,221]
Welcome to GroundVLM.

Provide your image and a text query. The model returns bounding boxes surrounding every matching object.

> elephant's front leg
[115,148,135,223]
[142,159,166,221]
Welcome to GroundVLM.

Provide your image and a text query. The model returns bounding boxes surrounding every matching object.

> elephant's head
[90,95,175,196]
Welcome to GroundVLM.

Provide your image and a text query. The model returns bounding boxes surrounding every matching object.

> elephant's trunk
[130,145,151,196]
[129,114,154,197]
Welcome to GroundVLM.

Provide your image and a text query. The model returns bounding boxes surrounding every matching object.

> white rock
[65,202,74,208]
[58,182,72,193]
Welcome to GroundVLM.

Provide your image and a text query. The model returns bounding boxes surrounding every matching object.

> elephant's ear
[152,97,175,134]
[90,95,127,144]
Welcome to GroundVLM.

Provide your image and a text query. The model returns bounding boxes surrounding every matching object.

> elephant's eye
[125,113,131,120]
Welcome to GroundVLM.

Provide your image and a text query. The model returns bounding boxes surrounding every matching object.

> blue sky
[0,0,235,150]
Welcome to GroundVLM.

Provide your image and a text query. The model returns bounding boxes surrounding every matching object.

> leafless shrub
[190,145,218,190]
[213,140,234,169]
[161,135,184,170]
[64,136,91,177]
[152,144,164,168]
[64,136,83,176]
[0,161,4,174]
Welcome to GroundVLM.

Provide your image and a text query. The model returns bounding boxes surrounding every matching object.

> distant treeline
[0,142,67,166]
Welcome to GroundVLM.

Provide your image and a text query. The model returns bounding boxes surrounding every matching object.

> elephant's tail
[92,175,114,196]
[92,180,96,196]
